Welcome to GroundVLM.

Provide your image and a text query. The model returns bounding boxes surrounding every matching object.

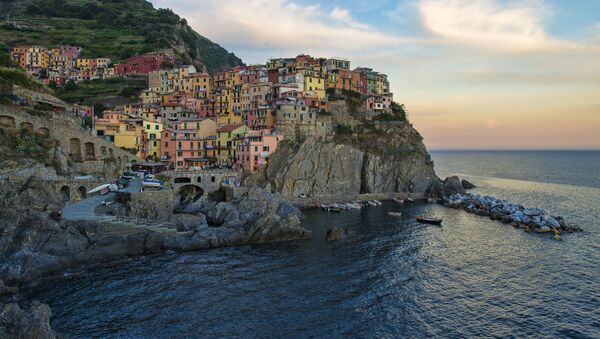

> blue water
[29,151,600,338]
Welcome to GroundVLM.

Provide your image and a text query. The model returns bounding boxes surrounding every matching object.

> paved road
[63,177,143,221]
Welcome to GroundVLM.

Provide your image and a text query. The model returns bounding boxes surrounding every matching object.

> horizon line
[428,148,600,151]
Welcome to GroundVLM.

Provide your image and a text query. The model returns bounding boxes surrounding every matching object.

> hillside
[0,0,244,73]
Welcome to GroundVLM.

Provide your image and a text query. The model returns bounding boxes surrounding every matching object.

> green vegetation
[53,77,148,105]
[335,124,353,134]
[0,0,243,73]
[0,127,53,161]
[0,66,48,92]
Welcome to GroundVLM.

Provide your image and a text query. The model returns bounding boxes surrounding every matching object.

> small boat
[406,198,415,203]
[416,215,443,225]
[373,200,382,206]
[388,212,402,217]
[367,201,378,206]
[122,171,140,180]
[87,184,111,194]
[393,197,404,204]
[142,179,163,188]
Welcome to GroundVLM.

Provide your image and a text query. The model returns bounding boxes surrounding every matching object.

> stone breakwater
[445,193,581,239]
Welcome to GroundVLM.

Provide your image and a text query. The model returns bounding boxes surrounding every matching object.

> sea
[28,150,600,338]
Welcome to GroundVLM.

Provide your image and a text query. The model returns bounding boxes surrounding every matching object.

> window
[155,125,159,130]
[211,176,215,182]
[254,146,258,152]
[263,146,269,151]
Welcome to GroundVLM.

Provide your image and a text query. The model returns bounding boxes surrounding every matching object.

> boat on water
[367,201,378,206]
[388,212,402,217]
[406,198,415,203]
[416,215,443,225]
[373,200,382,206]
[122,171,141,180]
[142,179,163,188]
[393,197,404,204]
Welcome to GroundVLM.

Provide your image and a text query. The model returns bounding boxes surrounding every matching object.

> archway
[177,184,204,205]
[60,186,71,202]
[0,115,15,129]
[84,142,96,160]
[36,127,50,138]
[77,186,87,199]
[70,138,82,162]
[20,122,33,134]
[174,177,192,184]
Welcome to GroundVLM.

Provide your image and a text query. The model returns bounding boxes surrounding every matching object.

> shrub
[336,124,353,134]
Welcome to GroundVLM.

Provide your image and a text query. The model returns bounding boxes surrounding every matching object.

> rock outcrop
[0,302,57,339]
[0,178,310,286]
[462,179,476,190]
[443,176,466,196]
[445,193,580,238]
[260,136,441,199]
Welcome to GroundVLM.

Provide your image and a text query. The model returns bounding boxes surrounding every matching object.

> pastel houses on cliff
[85,53,395,172]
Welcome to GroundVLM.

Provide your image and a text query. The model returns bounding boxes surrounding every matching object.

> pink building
[160,119,218,168]
[365,95,392,114]
[236,130,284,172]
[57,45,82,59]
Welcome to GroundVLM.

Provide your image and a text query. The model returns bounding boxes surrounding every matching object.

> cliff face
[259,96,442,199]
[263,122,441,199]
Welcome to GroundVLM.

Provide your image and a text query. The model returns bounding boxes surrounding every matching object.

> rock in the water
[0,301,57,339]
[554,234,562,241]
[326,226,347,241]
[461,179,476,189]
[443,176,466,196]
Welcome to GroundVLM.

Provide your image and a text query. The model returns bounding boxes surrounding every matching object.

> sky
[151,0,600,150]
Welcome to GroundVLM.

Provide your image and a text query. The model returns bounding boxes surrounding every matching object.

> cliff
[255,95,443,199]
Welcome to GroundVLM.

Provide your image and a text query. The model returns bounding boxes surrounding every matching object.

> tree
[64,80,78,90]
[93,103,106,117]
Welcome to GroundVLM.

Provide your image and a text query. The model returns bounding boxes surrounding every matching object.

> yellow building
[76,58,90,69]
[303,74,326,100]
[143,120,164,160]
[114,122,144,156]
[216,124,246,164]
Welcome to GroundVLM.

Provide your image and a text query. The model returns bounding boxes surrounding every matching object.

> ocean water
[28,151,600,338]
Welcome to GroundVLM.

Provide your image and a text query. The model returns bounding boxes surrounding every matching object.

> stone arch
[60,186,71,202]
[84,142,96,160]
[20,122,33,134]
[77,186,87,199]
[0,115,15,129]
[177,184,204,205]
[36,127,50,138]
[174,177,191,184]
[70,138,82,162]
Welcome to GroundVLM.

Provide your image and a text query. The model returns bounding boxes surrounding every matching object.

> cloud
[153,0,405,55]
[418,0,572,53]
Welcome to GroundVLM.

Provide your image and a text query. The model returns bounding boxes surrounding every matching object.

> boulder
[174,214,208,232]
[0,279,18,296]
[443,176,466,196]
[0,301,57,339]
[461,179,476,189]
[326,226,347,241]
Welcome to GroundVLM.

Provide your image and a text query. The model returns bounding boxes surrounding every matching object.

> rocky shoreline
[445,193,581,240]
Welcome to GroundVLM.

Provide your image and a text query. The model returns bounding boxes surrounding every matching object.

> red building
[115,51,175,75]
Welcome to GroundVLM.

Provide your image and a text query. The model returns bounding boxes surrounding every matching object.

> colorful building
[236,130,284,172]
[217,125,247,164]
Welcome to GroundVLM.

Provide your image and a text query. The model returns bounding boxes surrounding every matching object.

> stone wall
[115,190,174,221]
[0,106,141,175]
